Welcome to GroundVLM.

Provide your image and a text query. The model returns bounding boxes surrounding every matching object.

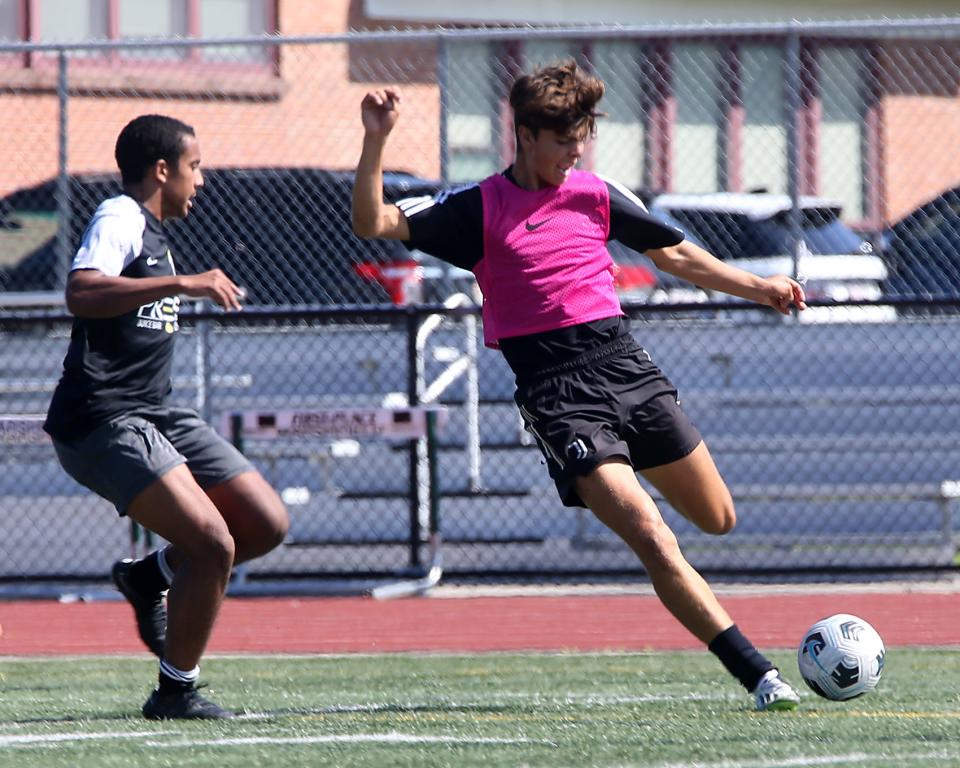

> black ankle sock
[707,624,775,692]
[129,551,170,595]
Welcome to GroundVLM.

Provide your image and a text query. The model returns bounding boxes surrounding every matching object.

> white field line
[0,691,725,750]
[547,692,731,704]
[232,690,734,719]
[655,752,959,768]
[4,731,955,763]
[143,733,545,748]
[0,731,161,748]
[0,729,545,751]
[1,731,954,762]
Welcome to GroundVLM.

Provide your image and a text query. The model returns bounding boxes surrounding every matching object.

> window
[0,0,19,41]
[446,40,498,183]
[39,0,108,43]
[0,0,278,97]
[662,41,869,219]
[819,46,865,220]
[440,35,873,217]
[118,0,187,60]
[4,0,274,55]
[523,40,577,70]
[445,39,583,184]
[672,44,722,194]
[200,0,270,62]
[741,44,787,194]
[121,0,187,39]
[592,41,646,190]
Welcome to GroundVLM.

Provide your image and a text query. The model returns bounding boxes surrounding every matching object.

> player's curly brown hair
[510,59,606,141]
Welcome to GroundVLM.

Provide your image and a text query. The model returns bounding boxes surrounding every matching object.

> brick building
[1,0,959,229]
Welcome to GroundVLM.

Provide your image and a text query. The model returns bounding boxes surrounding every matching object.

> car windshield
[896,200,960,244]
[742,208,867,257]
[882,191,960,298]
[741,208,864,257]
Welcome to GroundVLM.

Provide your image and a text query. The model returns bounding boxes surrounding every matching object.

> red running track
[0,591,958,656]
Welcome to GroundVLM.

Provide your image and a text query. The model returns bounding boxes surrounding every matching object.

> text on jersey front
[136,296,180,334]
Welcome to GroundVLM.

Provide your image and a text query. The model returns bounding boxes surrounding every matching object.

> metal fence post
[784,26,804,287]
[195,302,213,423]
[438,35,450,185]
[465,311,481,491]
[406,308,423,568]
[55,48,71,290]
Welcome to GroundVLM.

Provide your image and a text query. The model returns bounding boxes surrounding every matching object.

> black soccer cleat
[111,558,167,658]
[142,685,236,720]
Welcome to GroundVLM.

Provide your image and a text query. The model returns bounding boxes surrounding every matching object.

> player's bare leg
[127,465,234,668]
[575,458,799,710]
[641,442,736,536]
[574,458,732,642]
[115,469,287,664]
[204,471,288,563]
[159,470,288,575]
[126,464,235,719]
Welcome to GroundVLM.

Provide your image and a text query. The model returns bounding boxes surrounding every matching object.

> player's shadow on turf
[6,712,139,725]
[0,682,145,725]
[239,701,524,720]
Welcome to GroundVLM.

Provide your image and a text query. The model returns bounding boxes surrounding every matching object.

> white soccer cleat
[753,669,801,712]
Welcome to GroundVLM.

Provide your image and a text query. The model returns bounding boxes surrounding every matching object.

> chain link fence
[2,21,960,588]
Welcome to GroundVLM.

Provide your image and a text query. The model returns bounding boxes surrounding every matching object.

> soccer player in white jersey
[352,61,805,711]
[45,115,289,719]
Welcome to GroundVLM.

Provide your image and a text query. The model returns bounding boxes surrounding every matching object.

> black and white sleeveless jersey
[45,195,182,441]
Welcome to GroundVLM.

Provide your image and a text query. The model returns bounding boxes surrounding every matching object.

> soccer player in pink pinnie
[352,60,806,711]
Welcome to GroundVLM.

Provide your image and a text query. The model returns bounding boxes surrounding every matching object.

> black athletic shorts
[514,335,702,508]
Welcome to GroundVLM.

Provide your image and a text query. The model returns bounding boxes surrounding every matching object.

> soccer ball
[797,613,885,700]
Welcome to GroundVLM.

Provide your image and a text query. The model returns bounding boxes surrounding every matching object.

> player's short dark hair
[115,114,196,185]
[510,59,606,141]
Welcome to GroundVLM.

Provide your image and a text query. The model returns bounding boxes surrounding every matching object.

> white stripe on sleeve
[396,195,436,219]
[595,172,649,212]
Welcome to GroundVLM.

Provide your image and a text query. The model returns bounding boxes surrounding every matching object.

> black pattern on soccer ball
[801,632,825,658]
[830,658,860,689]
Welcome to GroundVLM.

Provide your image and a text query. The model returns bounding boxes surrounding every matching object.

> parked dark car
[0,168,453,306]
[881,186,960,298]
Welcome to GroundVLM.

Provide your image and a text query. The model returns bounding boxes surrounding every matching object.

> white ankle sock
[159,659,199,684]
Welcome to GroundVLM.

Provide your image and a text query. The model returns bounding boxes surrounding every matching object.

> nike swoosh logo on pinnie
[525,218,551,232]
[146,256,159,266]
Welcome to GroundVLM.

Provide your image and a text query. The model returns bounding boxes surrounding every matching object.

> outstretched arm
[647,240,807,315]
[352,88,410,241]
[66,268,244,318]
